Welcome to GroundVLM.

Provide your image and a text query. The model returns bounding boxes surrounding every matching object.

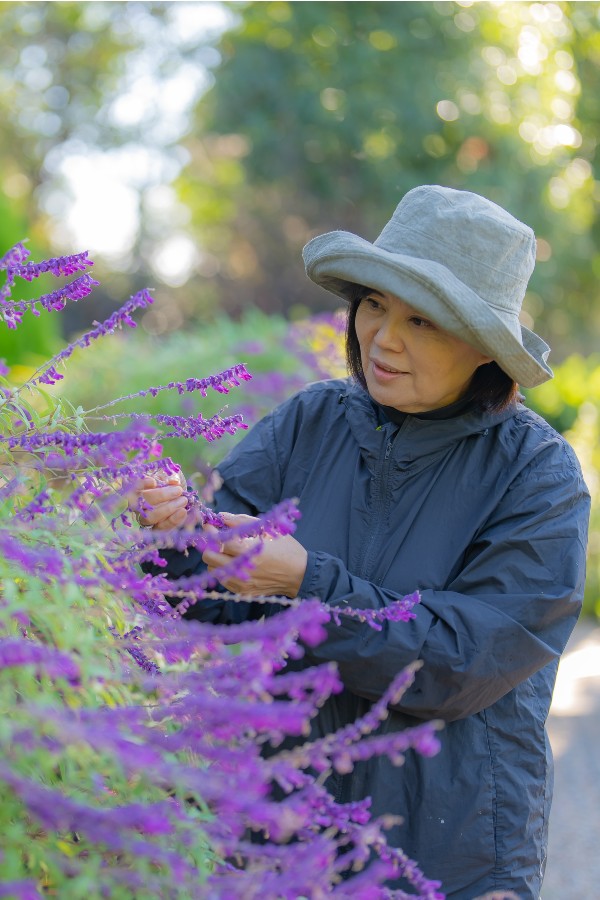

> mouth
[370,358,408,377]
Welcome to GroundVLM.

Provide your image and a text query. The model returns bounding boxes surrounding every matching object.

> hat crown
[374,185,536,316]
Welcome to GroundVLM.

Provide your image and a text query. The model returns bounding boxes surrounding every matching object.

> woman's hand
[202,512,308,598]
[128,472,190,530]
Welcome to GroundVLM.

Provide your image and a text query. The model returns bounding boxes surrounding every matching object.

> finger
[202,549,228,568]
[213,514,263,555]
[201,523,223,550]
[202,537,253,566]
[135,472,186,501]
[146,506,189,530]
[153,473,185,488]
[137,487,185,523]
[142,484,185,506]
[202,524,220,536]
[161,507,189,529]
[126,476,157,508]
[218,534,260,558]
[141,495,188,527]
[136,476,158,489]
[219,512,259,526]
[181,506,203,531]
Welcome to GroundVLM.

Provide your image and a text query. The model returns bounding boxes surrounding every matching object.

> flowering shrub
[0,243,444,898]
[41,306,347,480]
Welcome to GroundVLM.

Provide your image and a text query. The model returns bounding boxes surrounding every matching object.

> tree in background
[182,0,600,356]
[0,1,599,360]
[0,0,223,354]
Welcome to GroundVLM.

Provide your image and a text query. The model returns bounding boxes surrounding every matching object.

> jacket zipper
[357,432,396,580]
[338,428,398,805]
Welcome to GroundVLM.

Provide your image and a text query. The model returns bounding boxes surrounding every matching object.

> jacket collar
[339,380,518,468]
[378,391,476,425]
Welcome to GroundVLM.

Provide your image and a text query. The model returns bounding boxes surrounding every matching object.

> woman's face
[354,290,491,413]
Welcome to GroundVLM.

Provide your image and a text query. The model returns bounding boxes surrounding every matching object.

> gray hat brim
[303,231,552,388]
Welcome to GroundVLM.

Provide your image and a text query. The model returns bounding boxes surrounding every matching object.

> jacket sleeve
[298,446,590,722]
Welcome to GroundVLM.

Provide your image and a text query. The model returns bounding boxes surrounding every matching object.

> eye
[409,315,434,328]
[362,296,383,311]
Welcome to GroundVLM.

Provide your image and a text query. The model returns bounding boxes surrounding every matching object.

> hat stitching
[484,299,526,315]
[379,224,531,284]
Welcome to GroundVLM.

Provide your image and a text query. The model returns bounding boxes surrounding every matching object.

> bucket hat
[302,185,552,387]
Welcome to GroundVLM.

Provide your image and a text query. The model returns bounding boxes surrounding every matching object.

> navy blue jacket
[150,379,590,899]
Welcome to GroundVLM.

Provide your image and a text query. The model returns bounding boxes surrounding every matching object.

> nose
[374,317,405,352]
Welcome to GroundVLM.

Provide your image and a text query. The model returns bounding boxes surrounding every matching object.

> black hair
[345,285,519,413]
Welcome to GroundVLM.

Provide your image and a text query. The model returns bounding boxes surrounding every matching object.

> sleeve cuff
[298,550,319,598]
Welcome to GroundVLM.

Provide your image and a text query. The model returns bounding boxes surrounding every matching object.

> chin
[368,385,408,409]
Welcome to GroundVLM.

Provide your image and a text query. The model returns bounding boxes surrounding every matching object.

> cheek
[354,318,372,358]
[456,346,489,378]
[429,342,484,380]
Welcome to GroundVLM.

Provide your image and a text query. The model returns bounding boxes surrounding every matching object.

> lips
[371,358,406,375]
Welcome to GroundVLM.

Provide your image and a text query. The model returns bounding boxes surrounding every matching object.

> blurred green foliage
[526,356,600,619]
[0,1,599,358]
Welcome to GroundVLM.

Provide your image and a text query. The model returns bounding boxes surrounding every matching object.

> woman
[138,186,590,899]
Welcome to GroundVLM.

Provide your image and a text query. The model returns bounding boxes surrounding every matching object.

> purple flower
[13,489,53,522]
[137,499,303,612]
[35,272,99,312]
[264,661,343,704]
[0,881,43,900]
[5,424,158,459]
[108,364,254,407]
[29,289,154,387]
[267,661,439,779]
[117,627,162,676]
[329,590,421,630]
[154,411,249,442]
[0,241,30,271]
[0,637,80,683]
[35,365,64,385]
[1,305,24,329]
[1,249,93,314]
[0,531,66,581]
[107,410,249,444]
[1,274,99,328]
[0,764,192,874]
[5,250,93,282]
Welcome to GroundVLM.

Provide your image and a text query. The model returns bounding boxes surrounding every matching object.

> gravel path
[542,618,600,899]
